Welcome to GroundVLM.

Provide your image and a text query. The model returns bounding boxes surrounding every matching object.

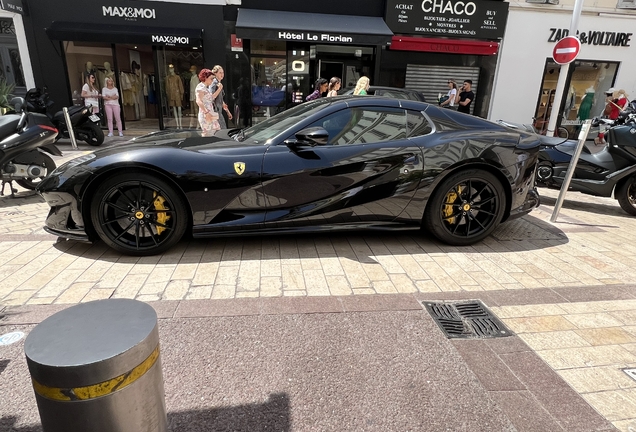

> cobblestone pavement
[2,146,636,430]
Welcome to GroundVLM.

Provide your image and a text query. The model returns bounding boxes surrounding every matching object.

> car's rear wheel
[423,169,506,246]
[90,173,188,255]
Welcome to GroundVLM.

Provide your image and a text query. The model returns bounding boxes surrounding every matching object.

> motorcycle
[0,96,61,196]
[536,101,636,215]
[25,87,104,147]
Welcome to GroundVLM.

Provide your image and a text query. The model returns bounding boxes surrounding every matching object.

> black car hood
[94,130,256,157]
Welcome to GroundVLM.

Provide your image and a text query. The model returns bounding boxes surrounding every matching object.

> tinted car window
[407,110,433,137]
[309,108,407,145]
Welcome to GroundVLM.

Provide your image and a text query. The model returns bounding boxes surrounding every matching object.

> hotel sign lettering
[385,0,509,40]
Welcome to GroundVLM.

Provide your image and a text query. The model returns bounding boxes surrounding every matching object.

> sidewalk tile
[583,390,636,422]
[575,328,636,346]
[503,316,577,333]
[537,345,636,369]
[518,331,591,351]
[557,366,636,393]
[564,312,625,329]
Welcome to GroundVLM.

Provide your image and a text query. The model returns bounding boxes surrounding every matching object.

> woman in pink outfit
[102,77,123,137]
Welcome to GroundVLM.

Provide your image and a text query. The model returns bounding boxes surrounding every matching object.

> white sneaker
[107,133,113,137]
[119,133,124,137]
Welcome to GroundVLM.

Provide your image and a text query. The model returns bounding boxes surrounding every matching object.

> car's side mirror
[295,127,329,146]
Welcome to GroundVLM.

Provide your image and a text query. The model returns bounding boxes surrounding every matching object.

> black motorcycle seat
[0,114,21,137]
[538,135,570,147]
[52,105,86,123]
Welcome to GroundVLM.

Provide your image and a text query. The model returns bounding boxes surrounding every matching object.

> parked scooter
[536,101,636,215]
[0,97,61,196]
[25,87,104,147]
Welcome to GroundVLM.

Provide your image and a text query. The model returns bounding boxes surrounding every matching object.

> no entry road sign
[553,36,581,65]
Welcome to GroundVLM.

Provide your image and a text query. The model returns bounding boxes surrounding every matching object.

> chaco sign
[385,0,509,40]
[102,6,156,20]
[548,28,632,47]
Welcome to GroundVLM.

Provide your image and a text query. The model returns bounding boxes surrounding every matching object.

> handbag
[438,95,449,105]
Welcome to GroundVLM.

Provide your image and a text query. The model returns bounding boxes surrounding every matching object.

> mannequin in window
[189,65,199,128]
[165,65,184,129]
[577,86,595,121]
[103,62,115,80]
[83,61,97,88]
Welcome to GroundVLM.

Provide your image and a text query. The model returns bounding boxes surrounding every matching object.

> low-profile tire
[15,153,56,190]
[616,176,636,216]
[90,172,188,255]
[423,168,506,246]
[85,122,104,146]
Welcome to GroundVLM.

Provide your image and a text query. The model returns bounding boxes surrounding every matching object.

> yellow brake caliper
[152,192,171,235]
[443,185,463,224]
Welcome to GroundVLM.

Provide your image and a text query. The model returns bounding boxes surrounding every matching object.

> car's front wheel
[90,173,188,255]
[423,169,506,246]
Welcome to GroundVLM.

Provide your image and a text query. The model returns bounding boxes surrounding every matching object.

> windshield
[238,99,330,144]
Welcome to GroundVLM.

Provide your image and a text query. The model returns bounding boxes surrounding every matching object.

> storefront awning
[235,9,393,46]
[46,21,203,49]
[390,36,499,56]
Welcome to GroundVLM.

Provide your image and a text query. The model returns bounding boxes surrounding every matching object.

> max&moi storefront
[23,0,226,130]
[490,9,636,136]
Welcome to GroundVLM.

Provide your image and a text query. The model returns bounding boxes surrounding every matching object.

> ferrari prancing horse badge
[234,162,246,175]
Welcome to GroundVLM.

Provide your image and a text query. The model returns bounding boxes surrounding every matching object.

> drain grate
[424,300,511,339]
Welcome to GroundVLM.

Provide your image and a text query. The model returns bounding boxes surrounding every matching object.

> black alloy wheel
[424,169,506,246]
[15,153,56,190]
[616,176,636,216]
[90,173,188,255]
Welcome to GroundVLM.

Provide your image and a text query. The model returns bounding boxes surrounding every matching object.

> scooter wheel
[85,122,105,147]
[617,177,636,216]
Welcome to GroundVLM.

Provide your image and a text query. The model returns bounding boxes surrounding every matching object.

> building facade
[490,0,636,136]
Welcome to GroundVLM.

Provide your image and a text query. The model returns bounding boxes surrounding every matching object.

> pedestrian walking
[439,79,457,109]
[81,73,100,114]
[327,77,341,97]
[196,68,220,137]
[210,65,233,129]
[306,78,328,101]
[353,76,370,95]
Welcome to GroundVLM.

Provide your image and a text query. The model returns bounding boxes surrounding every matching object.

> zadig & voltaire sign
[102,6,156,20]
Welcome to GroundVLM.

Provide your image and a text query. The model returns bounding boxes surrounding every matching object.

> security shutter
[405,65,480,115]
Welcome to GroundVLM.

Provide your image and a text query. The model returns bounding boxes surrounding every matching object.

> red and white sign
[231,34,243,52]
[552,36,581,65]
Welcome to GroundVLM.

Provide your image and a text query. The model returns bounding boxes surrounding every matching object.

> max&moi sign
[102,6,156,20]
[385,0,509,40]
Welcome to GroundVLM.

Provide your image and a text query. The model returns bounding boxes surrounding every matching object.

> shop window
[251,56,286,124]
[250,40,285,56]
[0,18,26,94]
[535,59,619,138]
[156,46,204,129]
[63,41,114,128]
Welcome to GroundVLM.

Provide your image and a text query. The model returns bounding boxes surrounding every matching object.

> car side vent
[424,300,511,339]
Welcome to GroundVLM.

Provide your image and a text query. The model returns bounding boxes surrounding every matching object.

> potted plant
[0,77,16,115]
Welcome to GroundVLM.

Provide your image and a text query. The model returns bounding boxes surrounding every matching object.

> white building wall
[489,8,636,123]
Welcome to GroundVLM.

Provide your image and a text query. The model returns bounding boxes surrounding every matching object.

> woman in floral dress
[195,68,220,136]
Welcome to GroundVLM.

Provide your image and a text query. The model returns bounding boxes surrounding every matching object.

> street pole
[545,0,585,137]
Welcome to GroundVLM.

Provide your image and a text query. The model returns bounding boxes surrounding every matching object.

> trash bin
[24,299,167,432]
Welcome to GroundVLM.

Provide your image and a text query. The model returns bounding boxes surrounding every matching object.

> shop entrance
[314,45,375,89]
[63,41,204,132]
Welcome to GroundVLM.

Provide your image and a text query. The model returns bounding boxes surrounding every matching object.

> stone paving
[3,144,636,429]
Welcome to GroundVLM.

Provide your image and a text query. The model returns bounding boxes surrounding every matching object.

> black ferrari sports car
[37,96,541,255]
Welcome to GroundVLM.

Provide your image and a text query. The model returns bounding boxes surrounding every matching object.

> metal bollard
[24,299,167,432]
[63,107,79,150]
